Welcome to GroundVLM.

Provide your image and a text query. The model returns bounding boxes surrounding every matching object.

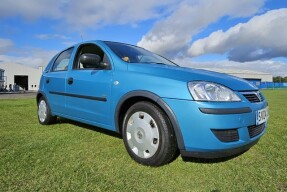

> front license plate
[256,107,269,125]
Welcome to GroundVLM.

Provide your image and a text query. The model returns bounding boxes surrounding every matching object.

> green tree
[273,76,282,82]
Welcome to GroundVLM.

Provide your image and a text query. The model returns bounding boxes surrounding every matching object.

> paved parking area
[0,92,37,99]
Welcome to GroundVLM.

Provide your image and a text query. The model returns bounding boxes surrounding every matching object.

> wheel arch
[36,91,53,115]
[36,91,44,104]
[115,91,185,150]
[36,91,49,104]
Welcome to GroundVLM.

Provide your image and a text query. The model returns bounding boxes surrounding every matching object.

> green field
[0,90,286,191]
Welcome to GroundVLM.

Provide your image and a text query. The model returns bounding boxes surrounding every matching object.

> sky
[0,0,287,77]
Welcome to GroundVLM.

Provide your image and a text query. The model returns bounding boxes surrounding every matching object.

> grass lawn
[0,90,286,191]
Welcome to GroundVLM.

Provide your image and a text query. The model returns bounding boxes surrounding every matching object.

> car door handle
[46,78,50,84]
[67,77,73,85]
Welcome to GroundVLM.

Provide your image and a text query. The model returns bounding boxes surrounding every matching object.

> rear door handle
[67,77,73,85]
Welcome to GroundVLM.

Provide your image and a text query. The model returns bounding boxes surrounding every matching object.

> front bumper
[180,139,259,158]
[162,98,268,158]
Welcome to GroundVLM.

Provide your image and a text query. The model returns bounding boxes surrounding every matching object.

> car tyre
[122,101,178,166]
[37,97,57,125]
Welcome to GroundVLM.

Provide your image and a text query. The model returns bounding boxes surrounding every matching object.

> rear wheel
[38,97,57,125]
[122,101,178,166]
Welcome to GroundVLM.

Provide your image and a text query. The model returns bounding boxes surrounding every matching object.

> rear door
[65,43,113,128]
[43,47,74,115]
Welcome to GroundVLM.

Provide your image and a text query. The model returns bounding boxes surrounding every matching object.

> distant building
[0,68,4,89]
[198,68,273,88]
[199,68,273,82]
[0,63,43,91]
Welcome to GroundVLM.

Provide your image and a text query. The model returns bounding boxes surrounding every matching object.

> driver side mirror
[79,53,108,69]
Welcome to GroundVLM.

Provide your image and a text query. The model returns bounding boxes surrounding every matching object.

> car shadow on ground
[56,117,122,139]
[54,117,247,164]
[181,150,247,164]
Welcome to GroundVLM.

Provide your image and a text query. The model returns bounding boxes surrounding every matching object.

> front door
[65,43,113,128]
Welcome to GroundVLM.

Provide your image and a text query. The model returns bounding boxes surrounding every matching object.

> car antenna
[81,34,84,42]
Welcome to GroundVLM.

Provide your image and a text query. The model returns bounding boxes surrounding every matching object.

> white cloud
[0,44,57,68]
[173,57,287,77]
[0,55,45,68]
[188,8,287,62]
[0,49,57,68]
[62,41,78,47]
[35,34,70,40]
[0,0,178,29]
[0,38,14,54]
[62,0,179,28]
[137,0,265,56]
[1,0,286,77]
[0,0,62,20]
[0,37,65,69]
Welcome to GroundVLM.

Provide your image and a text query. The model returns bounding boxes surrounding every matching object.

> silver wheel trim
[38,100,47,123]
[126,111,160,159]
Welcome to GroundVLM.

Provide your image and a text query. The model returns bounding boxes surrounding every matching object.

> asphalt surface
[0,92,37,99]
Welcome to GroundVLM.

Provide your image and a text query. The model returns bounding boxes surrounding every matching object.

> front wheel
[122,101,178,166]
[37,97,57,125]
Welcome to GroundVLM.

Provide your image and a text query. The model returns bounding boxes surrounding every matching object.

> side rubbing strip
[199,107,251,114]
[49,91,107,102]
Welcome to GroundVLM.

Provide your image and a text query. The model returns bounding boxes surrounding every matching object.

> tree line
[273,76,287,83]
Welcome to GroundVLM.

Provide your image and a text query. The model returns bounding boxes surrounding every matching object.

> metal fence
[258,82,287,89]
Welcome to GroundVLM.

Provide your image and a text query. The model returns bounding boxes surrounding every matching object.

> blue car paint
[38,40,268,158]
[163,98,267,152]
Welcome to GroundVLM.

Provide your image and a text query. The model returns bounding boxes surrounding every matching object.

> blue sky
[0,0,287,76]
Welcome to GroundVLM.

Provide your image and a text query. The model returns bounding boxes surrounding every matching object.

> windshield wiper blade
[144,62,179,67]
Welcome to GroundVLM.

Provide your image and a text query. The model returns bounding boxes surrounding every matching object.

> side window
[52,48,73,72]
[74,44,111,70]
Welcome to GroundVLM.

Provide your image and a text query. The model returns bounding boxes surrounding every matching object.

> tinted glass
[52,48,73,71]
[104,42,177,66]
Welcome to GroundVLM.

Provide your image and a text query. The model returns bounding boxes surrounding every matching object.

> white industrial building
[201,68,273,82]
[198,68,273,87]
[0,62,43,91]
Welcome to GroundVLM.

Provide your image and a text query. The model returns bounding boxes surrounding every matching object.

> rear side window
[52,48,73,72]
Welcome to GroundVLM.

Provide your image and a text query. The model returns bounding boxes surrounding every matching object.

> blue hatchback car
[37,40,269,166]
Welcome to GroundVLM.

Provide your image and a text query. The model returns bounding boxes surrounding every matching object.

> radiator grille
[242,92,263,103]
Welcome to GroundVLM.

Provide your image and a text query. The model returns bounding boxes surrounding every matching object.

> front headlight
[188,82,241,102]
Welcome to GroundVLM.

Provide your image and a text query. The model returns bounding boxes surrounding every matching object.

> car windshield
[104,41,178,66]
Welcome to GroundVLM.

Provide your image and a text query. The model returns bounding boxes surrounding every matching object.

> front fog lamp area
[188,82,241,102]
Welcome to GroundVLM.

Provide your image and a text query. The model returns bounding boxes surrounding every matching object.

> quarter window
[52,48,73,72]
